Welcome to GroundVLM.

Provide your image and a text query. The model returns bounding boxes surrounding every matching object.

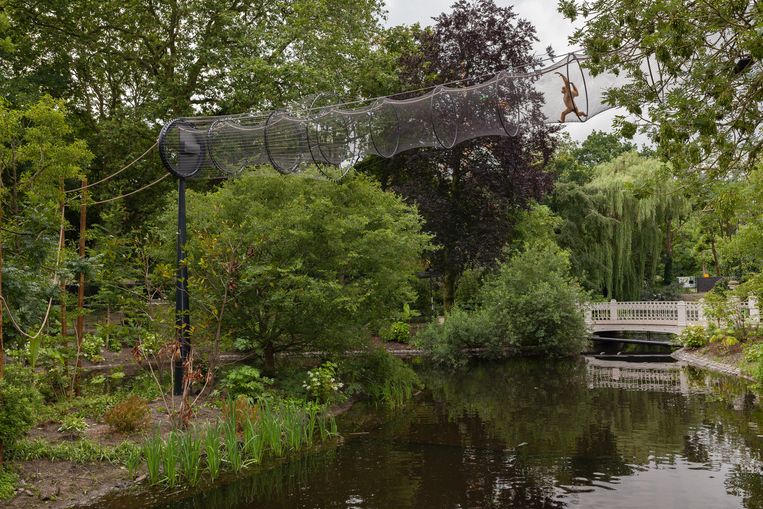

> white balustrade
[584,298,760,333]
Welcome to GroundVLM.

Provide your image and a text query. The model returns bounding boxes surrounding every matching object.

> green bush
[0,367,43,457]
[420,242,588,364]
[380,322,410,343]
[0,468,18,500]
[303,361,344,404]
[744,342,763,385]
[454,267,485,310]
[415,308,496,368]
[678,326,709,349]
[220,366,273,401]
[480,242,588,355]
[103,396,150,433]
[82,333,105,360]
[342,348,420,407]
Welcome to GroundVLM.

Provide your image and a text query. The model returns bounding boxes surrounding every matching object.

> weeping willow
[551,153,689,300]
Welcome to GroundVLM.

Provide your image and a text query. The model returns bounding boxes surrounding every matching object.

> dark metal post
[173,178,190,395]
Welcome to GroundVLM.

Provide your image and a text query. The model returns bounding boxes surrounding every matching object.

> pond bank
[672,347,756,382]
[3,396,356,509]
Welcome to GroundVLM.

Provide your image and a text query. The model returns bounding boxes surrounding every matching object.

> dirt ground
[2,341,413,508]
[3,396,223,509]
[5,459,129,509]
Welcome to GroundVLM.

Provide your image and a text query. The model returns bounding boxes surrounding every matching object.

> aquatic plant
[144,435,163,485]
[178,429,203,486]
[204,424,222,481]
[163,432,180,488]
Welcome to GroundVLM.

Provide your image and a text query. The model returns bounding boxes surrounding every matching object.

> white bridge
[584,299,760,335]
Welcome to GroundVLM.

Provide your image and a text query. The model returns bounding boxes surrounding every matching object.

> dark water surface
[161,359,763,509]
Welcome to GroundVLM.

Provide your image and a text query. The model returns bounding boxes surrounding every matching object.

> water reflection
[160,359,763,509]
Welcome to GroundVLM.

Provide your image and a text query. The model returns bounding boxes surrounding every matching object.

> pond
[158,359,763,509]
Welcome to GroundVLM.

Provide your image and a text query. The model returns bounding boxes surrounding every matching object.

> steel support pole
[173,178,190,395]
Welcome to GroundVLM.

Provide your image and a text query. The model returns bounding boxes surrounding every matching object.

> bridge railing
[586,300,707,327]
[585,298,761,330]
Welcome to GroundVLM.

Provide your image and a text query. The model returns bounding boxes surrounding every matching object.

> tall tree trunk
[59,179,68,338]
[710,236,721,276]
[73,179,87,395]
[0,219,4,381]
[663,218,673,285]
[263,340,276,377]
[443,269,457,312]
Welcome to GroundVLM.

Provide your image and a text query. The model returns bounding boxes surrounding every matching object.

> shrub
[0,468,18,501]
[454,267,484,311]
[303,361,344,404]
[420,242,587,363]
[380,322,410,343]
[104,396,150,433]
[0,367,43,458]
[744,342,763,385]
[678,326,709,349]
[220,366,273,401]
[415,308,496,368]
[342,348,420,407]
[82,333,105,361]
[57,415,88,437]
[480,242,588,356]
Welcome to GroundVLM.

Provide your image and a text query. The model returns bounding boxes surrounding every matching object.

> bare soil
[3,396,223,509]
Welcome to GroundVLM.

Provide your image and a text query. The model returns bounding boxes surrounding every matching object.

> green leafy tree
[559,0,762,177]
[550,152,690,299]
[176,172,431,374]
[1,0,410,218]
[0,97,92,377]
[363,0,557,309]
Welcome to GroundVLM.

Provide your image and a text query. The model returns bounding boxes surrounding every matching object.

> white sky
[382,0,638,145]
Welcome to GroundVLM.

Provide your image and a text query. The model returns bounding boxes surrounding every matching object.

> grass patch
[9,438,140,465]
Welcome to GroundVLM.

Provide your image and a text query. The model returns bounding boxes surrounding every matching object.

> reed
[178,429,202,486]
[204,424,222,481]
[242,416,264,464]
[163,432,180,488]
[222,420,243,473]
[143,434,163,485]
[125,445,142,479]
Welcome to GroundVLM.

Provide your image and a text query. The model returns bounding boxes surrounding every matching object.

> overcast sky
[382,0,635,144]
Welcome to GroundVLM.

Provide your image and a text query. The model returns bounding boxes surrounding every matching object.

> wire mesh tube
[159,52,625,180]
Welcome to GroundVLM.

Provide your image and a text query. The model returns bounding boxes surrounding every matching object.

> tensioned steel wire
[158,51,632,181]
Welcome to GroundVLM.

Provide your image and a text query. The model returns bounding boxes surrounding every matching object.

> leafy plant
[0,367,43,460]
[220,366,273,401]
[103,395,150,433]
[204,425,222,480]
[57,415,88,437]
[342,349,420,407]
[82,333,105,361]
[744,342,763,386]
[380,322,410,343]
[303,361,344,404]
[678,326,709,349]
[0,468,19,501]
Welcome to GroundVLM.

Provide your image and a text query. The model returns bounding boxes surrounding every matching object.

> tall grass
[204,424,222,481]
[163,432,180,488]
[222,420,243,474]
[178,430,203,486]
[137,398,337,487]
[144,435,163,485]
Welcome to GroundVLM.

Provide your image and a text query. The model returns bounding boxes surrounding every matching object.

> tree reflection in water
[158,359,763,509]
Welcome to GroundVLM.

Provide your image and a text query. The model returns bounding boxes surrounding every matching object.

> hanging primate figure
[556,72,587,122]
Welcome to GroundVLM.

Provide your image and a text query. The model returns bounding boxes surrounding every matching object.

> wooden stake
[74,178,87,394]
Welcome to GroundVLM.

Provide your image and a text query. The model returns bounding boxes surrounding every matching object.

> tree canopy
[179,172,431,373]
[559,0,762,178]
[363,0,557,307]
